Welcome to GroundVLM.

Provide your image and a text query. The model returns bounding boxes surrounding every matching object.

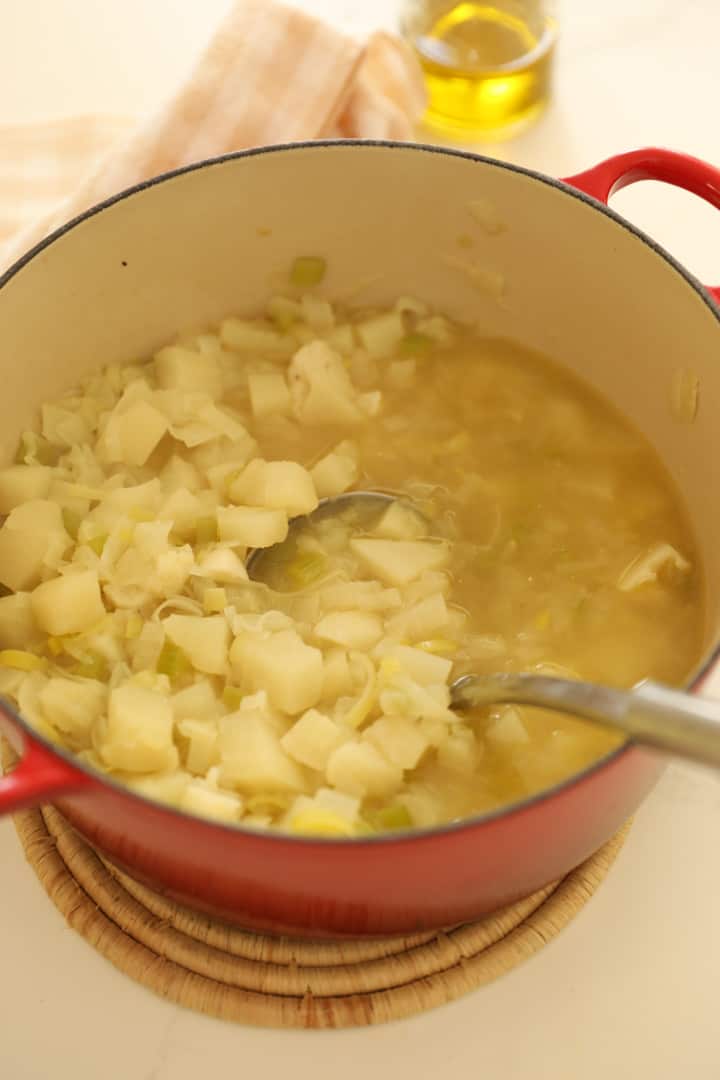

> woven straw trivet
[4,767,629,1028]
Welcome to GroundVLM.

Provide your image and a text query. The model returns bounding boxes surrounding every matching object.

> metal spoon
[246,491,416,581]
[247,490,720,769]
[450,672,720,769]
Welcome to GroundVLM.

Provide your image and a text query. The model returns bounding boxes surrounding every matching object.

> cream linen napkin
[0,0,425,271]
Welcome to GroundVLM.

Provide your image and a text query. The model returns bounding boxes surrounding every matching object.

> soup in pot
[0,276,703,835]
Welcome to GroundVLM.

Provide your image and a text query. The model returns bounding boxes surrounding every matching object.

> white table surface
[2,2,720,1077]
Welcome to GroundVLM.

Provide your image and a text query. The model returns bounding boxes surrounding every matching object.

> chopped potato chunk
[0,465,53,513]
[0,500,70,591]
[100,398,169,466]
[373,501,426,541]
[155,346,223,398]
[364,716,429,770]
[217,506,288,547]
[231,630,324,715]
[32,571,105,636]
[180,780,242,823]
[350,539,449,587]
[98,683,177,773]
[281,708,348,771]
[289,340,364,425]
[315,611,383,651]
[0,592,38,649]
[326,740,403,799]
[219,710,306,793]
[39,677,106,744]
[248,373,291,418]
[163,614,229,676]
[310,444,359,499]
[229,459,318,517]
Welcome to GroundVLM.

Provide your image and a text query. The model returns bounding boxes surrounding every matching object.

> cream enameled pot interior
[1,142,719,686]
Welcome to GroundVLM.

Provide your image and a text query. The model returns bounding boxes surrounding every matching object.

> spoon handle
[451,673,720,769]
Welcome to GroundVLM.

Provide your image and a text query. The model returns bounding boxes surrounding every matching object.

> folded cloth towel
[0,0,425,271]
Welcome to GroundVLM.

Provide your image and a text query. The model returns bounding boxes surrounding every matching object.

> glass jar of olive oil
[402,1,557,140]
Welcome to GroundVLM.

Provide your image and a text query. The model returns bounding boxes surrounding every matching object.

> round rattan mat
[7,788,629,1028]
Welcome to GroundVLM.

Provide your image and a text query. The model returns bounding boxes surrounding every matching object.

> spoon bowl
[245,490,421,583]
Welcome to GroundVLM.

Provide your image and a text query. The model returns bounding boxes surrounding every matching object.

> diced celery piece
[378,656,402,683]
[0,648,44,671]
[267,296,301,330]
[220,318,294,356]
[287,551,328,589]
[156,640,191,678]
[125,614,144,639]
[271,310,297,332]
[195,516,218,544]
[400,332,433,354]
[246,793,293,816]
[343,653,377,730]
[46,636,64,656]
[416,638,458,655]
[289,809,356,837]
[87,533,108,556]
[70,653,108,681]
[223,685,244,710]
[290,255,327,288]
[354,818,376,836]
[374,804,413,831]
[223,469,242,497]
[61,508,82,540]
[14,432,61,466]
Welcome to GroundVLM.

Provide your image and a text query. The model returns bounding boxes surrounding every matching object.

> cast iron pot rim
[2,137,718,847]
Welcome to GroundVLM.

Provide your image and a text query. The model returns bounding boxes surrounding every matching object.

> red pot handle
[562,147,720,304]
[0,710,90,814]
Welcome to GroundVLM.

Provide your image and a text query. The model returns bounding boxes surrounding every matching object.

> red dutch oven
[1,142,719,937]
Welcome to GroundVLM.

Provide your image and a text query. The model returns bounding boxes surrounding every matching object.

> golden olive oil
[406,1,556,140]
